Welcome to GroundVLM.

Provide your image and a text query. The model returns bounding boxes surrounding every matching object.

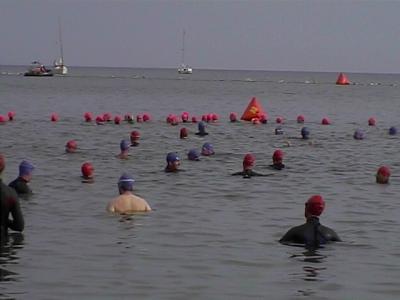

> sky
[1,0,400,73]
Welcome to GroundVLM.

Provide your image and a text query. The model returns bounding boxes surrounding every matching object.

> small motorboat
[24,61,53,77]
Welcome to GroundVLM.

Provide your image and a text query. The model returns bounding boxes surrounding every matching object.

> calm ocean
[1,66,400,299]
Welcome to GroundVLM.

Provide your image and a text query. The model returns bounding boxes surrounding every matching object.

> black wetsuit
[1,180,24,241]
[195,132,208,136]
[9,177,32,195]
[279,217,341,249]
[232,170,268,178]
[270,163,285,170]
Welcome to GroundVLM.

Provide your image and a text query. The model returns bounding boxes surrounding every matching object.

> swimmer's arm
[106,202,115,213]
[231,171,243,176]
[279,228,296,244]
[8,197,24,232]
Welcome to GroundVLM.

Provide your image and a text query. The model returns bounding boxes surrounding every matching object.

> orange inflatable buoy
[336,73,350,85]
[241,97,266,121]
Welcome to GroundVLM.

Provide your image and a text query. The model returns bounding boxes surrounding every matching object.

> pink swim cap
[51,113,59,122]
[180,127,188,139]
[212,113,218,121]
[306,195,325,216]
[96,115,104,124]
[297,115,305,123]
[243,153,255,168]
[181,112,189,122]
[0,115,7,123]
[130,130,140,139]
[81,162,94,178]
[143,113,150,122]
[321,117,331,125]
[114,115,122,124]
[84,112,93,122]
[7,111,15,121]
[66,140,77,152]
[377,166,391,177]
[276,116,283,124]
[103,113,112,122]
[368,117,376,126]
[191,116,198,123]
[201,115,207,122]
[273,149,283,161]
[229,112,238,122]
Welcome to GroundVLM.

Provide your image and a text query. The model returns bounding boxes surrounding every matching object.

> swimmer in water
[81,162,94,183]
[195,121,209,136]
[0,154,24,240]
[180,127,188,139]
[188,149,200,161]
[270,149,285,170]
[389,126,397,135]
[201,142,215,156]
[376,166,390,184]
[232,153,269,178]
[165,152,181,173]
[117,140,130,159]
[106,173,151,214]
[65,140,78,153]
[130,130,140,147]
[9,160,34,195]
[279,195,341,249]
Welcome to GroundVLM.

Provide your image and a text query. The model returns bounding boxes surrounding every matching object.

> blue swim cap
[353,129,365,140]
[201,142,214,155]
[120,139,130,151]
[198,121,206,132]
[118,173,135,190]
[166,152,180,163]
[389,126,397,135]
[275,126,284,135]
[301,127,310,139]
[19,160,34,177]
[188,149,200,161]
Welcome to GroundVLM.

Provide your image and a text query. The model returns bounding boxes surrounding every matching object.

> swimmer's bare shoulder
[107,194,151,214]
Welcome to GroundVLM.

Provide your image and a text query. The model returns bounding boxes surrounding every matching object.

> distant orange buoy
[241,97,266,121]
[336,73,350,85]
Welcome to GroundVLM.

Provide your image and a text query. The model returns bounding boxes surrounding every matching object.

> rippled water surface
[1,67,400,299]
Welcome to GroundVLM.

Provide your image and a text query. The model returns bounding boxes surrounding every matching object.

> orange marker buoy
[336,73,350,85]
[241,97,266,121]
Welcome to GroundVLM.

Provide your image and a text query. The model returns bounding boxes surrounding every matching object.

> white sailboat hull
[178,66,192,74]
[53,65,68,75]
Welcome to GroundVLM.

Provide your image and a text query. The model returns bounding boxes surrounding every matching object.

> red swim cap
[96,115,104,124]
[181,112,189,122]
[180,127,188,139]
[276,116,283,124]
[273,149,284,161]
[243,153,255,168]
[136,114,143,122]
[51,113,59,122]
[66,140,77,152]
[114,115,122,124]
[81,162,94,178]
[368,117,376,126]
[8,111,15,121]
[143,113,150,122]
[84,112,93,122]
[229,112,237,122]
[306,195,325,216]
[321,117,331,125]
[191,116,198,123]
[377,166,391,177]
[0,115,6,123]
[103,113,112,122]
[0,154,5,172]
[130,130,140,139]
[297,115,305,123]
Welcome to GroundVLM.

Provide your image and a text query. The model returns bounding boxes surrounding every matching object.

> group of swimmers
[0,112,395,249]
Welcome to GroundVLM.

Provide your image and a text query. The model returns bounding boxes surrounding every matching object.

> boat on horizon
[24,61,53,77]
[178,30,192,74]
[53,18,68,75]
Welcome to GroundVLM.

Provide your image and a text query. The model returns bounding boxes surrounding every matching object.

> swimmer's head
[8,111,15,121]
[389,126,397,135]
[201,143,214,156]
[198,121,206,133]
[96,115,104,124]
[188,149,200,161]
[212,113,219,122]
[275,126,284,135]
[305,195,325,217]
[120,140,130,152]
[0,154,5,173]
[191,116,198,123]
[114,115,122,124]
[118,173,135,192]
[229,112,238,122]
[301,127,310,139]
[84,112,93,122]
[297,115,305,123]
[136,114,143,122]
[51,113,59,122]
[143,113,151,122]
[181,112,189,122]
[180,127,188,139]
[19,160,34,178]
[81,162,94,179]
[130,130,140,141]
[65,140,78,153]
[321,117,331,125]
[368,117,376,126]
[243,153,255,170]
[276,116,283,124]
[376,166,391,184]
[353,129,365,140]
[166,152,180,163]
[260,114,268,124]
[0,115,7,123]
[272,149,283,163]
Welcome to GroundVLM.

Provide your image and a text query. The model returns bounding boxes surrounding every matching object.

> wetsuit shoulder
[9,177,31,195]
[318,224,342,242]
[279,223,307,244]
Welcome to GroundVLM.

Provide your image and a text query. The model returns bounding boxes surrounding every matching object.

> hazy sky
[1,0,400,73]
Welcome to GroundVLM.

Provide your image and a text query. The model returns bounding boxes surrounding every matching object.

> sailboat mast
[58,17,64,64]
[181,29,185,65]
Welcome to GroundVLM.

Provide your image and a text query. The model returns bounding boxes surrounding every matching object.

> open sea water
[1,66,400,299]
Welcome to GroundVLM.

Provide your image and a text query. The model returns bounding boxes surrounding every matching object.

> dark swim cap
[120,140,130,151]
[229,112,238,122]
[81,162,94,178]
[275,126,284,135]
[201,143,214,156]
[306,195,325,216]
[353,129,365,140]
[19,160,34,177]
[389,126,397,135]
[166,152,180,163]
[198,121,206,132]
[118,173,135,190]
[301,127,310,139]
[188,149,200,161]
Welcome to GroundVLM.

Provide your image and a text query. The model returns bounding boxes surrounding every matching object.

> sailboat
[53,18,68,75]
[178,30,192,74]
